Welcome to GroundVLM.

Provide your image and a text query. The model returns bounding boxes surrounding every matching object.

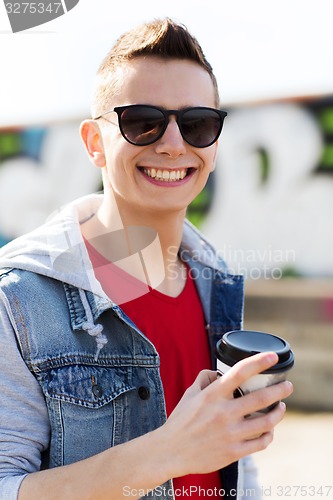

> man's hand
[160,352,293,478]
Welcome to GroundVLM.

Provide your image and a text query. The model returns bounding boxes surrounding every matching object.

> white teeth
[142,168,188,181]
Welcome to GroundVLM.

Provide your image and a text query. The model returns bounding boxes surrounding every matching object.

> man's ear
[80,120,106,168]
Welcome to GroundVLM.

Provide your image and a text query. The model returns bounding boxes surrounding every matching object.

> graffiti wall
[0,122,101,246]
[0,96,332,277]
[203,97,333,278]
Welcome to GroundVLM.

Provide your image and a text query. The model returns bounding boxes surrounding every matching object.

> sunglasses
[94,104,227,148]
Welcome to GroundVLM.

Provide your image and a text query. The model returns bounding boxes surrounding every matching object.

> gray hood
[0,194,108,298]
[0,193,226,297]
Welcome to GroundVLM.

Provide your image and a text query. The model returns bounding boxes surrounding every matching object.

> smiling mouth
[138,167,194,182]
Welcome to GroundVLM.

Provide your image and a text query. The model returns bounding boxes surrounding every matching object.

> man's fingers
[215,351,279,397]
[241,380,293,417]
[239,429,275,456]
[241,401,287,441]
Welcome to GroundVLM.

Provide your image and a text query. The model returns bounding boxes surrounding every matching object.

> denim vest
[0,254,244,499]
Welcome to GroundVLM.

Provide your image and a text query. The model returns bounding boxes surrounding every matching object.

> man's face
[97,57,219,219]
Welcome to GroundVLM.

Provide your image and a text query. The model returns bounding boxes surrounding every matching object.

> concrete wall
[244,279,333,411]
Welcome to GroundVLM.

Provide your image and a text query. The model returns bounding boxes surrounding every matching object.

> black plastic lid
[216,330,294,374]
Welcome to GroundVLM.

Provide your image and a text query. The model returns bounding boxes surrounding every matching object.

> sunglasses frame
[94,104,228,148]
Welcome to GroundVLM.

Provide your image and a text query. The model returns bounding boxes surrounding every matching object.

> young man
[0,18,292,500]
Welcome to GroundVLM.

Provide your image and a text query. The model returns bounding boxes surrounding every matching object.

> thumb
[190,369,218,393]
[169,370,218,418]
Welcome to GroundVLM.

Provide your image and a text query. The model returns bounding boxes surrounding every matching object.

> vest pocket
[42,364,136,466]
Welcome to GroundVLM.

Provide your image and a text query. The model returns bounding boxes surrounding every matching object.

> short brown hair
[91,18,220,117]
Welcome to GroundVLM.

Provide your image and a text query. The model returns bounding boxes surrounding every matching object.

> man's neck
[81,192,188,297]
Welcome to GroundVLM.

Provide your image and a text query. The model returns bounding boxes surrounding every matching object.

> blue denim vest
[0,253,244,499]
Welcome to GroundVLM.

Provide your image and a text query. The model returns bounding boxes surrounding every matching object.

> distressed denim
[0,194,246,499]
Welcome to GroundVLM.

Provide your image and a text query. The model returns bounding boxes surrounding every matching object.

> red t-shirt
[85,240,223,498]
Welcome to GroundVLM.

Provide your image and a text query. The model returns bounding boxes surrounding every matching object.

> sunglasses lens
[120,106,165,145]
[181,109,223,147]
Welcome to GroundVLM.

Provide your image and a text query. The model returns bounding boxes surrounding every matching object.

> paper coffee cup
[216,330,294,417]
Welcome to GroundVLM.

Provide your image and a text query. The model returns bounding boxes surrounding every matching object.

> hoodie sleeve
[0,291,50,500]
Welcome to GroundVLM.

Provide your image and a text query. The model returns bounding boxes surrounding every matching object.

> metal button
[92,384,104,398]
[138,386,150,400]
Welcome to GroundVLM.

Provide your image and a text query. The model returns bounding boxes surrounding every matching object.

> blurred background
[0,0,333,497]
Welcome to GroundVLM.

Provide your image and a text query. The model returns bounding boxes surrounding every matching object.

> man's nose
[154,117,187,157]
